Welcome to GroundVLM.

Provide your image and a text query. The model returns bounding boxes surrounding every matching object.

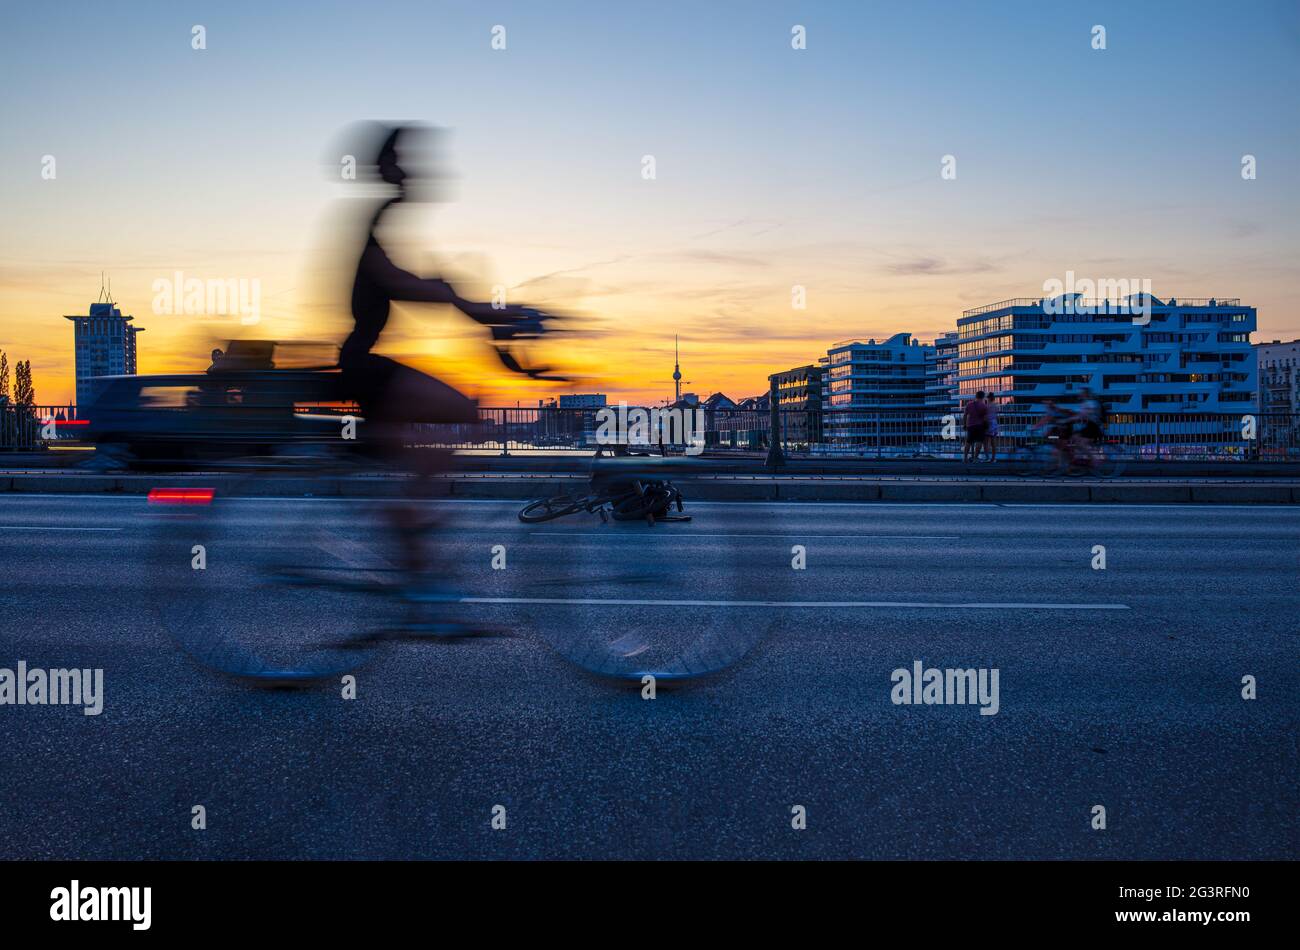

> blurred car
[83,340,358,470]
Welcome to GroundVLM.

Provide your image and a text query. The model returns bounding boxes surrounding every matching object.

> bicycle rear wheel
[1014,443,1059,477]
[146,475,392,684]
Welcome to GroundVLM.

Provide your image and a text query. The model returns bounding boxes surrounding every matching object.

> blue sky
[3,0,1298,402]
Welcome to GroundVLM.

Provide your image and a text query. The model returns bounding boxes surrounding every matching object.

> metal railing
[962,298,1242,318]
[808,410,1299,461]
[0,405,81,450]
[4,403,1298,461]
[419,408,1300,462]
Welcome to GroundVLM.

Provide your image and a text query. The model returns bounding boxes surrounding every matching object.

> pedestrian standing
[963,391,989,462]
[984,396,1000,462]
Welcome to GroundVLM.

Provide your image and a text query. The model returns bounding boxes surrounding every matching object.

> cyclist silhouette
[337,123,557,592]
[341,124,550,438]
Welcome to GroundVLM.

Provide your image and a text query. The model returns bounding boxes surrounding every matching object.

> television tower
[673,335,682,403]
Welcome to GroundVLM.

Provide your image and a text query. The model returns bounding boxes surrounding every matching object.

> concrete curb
[3,472,1299,504]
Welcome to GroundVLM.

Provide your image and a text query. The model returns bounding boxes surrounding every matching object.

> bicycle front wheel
[1095,443,1127,478]
[519,493,586,523]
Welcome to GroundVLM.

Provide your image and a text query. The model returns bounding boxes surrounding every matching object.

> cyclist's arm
[363,243,510,326]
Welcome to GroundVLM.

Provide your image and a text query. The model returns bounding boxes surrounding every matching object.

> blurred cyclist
[1032,398,1071,471]
[339,124,557,592]
[1067,387,1104,464]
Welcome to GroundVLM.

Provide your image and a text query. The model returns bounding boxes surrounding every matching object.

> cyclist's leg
[359,357,479,590]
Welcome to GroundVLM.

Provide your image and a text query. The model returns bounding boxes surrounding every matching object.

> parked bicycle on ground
[519,446,691,524]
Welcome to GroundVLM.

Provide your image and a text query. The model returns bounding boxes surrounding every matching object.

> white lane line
[0,525,121,532]
[529,532,960,540]
[462,596,1128,610]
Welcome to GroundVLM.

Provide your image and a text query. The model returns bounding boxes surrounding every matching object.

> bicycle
[1066,437,1127,478]
[1012,431,1126,478]
[519,450,692,524]
[518,478,687,524]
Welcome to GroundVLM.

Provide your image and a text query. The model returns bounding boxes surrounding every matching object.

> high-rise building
[820,332,933,451]
[952,295,1256,414]
[65,293,143,406]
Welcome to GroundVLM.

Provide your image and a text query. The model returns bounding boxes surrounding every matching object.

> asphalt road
[0,493,1296,859]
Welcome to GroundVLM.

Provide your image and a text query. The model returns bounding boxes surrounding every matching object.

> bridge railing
[424,407,1300,462]
[3,403,1298,461]
[0,405,81,450]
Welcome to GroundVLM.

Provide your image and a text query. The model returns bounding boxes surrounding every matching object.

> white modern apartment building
[952,295,1256,413]
[820,332,933,450]
[922,331,959,449]
[950,294,1256,455]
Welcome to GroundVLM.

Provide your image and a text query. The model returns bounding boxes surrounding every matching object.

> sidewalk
[3,471,1297,503]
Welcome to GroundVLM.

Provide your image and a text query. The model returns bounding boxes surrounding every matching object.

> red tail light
[147,488,215,506]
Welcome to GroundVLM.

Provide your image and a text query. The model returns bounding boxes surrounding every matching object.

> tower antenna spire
[672,334,682,403]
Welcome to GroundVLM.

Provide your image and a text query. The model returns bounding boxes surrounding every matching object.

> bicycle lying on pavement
[518,452,691,524]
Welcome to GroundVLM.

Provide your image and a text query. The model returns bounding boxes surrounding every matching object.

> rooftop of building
[961,295,1244,320]
[65,301,134,321]
[829,332,919,349]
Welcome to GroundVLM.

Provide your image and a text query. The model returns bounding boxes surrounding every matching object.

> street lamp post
[765,377,785,470]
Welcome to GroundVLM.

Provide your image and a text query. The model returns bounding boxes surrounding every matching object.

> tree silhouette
[14,360,34,406]
[0,351,9,401]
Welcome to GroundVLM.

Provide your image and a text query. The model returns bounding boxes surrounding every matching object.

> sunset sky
[2,0,1299,407]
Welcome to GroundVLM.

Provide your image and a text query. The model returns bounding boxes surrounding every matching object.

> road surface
[0,494,1295,859]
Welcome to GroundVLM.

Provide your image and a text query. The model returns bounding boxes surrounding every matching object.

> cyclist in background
[1032,399,1071,471]
[1069,387,1104,463]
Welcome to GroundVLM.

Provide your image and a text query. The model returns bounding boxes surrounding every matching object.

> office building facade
[65,299,142,406]
[1255,339,1300,456]
[769,363,823,448]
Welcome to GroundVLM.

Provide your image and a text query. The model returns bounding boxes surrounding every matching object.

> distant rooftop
[962,296,1242,318]
[66,301,133,321]
[830,332,914,348]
